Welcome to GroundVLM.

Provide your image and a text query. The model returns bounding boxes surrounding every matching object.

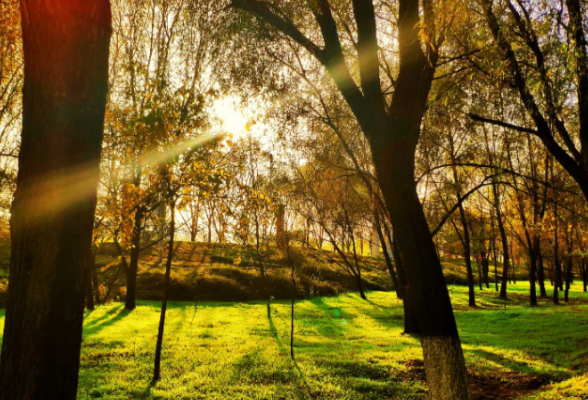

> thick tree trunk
[0,2,111,399]
[153,200,175,382]
[373,142,469,400]
[126,206,143,310]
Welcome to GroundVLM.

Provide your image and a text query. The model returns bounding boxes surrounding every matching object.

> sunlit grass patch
[0,281,586,399]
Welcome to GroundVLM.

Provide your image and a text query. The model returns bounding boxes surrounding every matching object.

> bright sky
[211,97,249,141]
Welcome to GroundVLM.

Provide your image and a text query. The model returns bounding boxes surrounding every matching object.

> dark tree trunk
[232,0,469,396]
[374,210,400,294]
[357,277,367,300]
[0,2,111,399]
[529,252,538,306]
[457,202,476,307]
[153,199,175,382]
[554,206,561,304]
[376,160,468,399]
[582,258,588,292]
[391,233,418,335]
[537,249,547,297]
[493,181,510,299]
[290,299,295,360]
[85,251,95,311]
[564,259,572,303]
[492,239,499,291]
[482,253,490,289]
[126,206,143,310]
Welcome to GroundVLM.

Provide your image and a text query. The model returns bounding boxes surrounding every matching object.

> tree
[0,1,111,399]
[231,0,470,397]
[472,0,588,203]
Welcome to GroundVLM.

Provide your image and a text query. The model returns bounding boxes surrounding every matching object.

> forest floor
[0,283,585,400]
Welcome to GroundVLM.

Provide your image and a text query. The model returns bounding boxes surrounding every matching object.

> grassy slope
[93,241,525,303]
[0,283,585,400]
[94,242,394,302]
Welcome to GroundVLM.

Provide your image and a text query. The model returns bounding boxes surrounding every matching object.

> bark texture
[0,1,111,399]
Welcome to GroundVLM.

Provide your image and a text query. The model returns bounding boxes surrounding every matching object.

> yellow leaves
[245,118,256,132]
[233,256,242,266]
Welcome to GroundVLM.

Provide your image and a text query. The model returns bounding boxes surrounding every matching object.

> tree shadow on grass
[83,304,132,336]
[267,312,316,398]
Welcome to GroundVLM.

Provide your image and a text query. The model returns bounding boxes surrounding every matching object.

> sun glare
[212,97,249,141]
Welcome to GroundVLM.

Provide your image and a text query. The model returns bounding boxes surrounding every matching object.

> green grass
[1,281,586,399]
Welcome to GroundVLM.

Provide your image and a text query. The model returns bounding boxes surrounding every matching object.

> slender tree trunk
[537,248,547,297]
[374,210,400,294]
[554,206,561,304]
[492,239,499,291]
[493,181,510,299]
[0,2,111,399]
[529,252,538,306]
[126,206,143,310]
[290,299,295,360]
[153,199,175,382]
[85,246,95,311]
[564,258,572,303]
[90,246,102,303]
[458,202,476,307]
[582,258,588,292]
[511,244,517,284]
[482,253,490,289]
[157,201,166,263]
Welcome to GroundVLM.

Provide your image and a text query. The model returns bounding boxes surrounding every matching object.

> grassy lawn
[1,282,586,399]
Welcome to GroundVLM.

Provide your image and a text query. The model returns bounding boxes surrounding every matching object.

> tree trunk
[157,201,166,263]
[290,299,295,360]
[374,210,400,294]
[492,239,499,291]
[458,202,476,307]
[537,249,547,297]
[90,246,102,303]
[357,277,368,300]
[582,258,588,292]
[85,249,95,311]
[493,180,510,299]
[554,206,561,304]
[564,258,572,303]
[373,142,469,400]
[0,2,111,399]
[126,206,143,310]
[391,233,418,335]
[529,252,538,306]
[153,199,175,382]
[482,253,490,289]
